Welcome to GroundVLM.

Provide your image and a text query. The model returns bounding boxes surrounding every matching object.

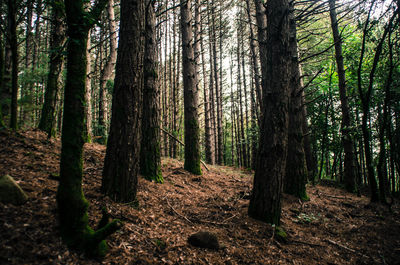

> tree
[328,0,357,192]
[98,0,118,143]
[7,0,18,130]
[180,0,202,175]
[284,2,308,200]
[57,0,121,257]
[102,0,145,202]
[39,0,66,137]
[357,4,396,202]
[140,0,163,183]
[0,34,5,128]
[248,0,291,225]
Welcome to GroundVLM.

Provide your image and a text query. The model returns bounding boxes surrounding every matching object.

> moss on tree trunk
[57,0,121,257]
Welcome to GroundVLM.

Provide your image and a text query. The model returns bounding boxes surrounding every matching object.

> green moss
[275,226,288,243]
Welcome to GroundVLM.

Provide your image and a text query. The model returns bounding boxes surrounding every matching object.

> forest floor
[0,129,399,265]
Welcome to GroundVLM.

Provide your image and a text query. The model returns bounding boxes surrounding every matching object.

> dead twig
[165,196,193,224]
[325,239,369,259]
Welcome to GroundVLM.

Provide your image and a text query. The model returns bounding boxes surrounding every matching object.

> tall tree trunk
[207,2,217,163]
[254,0,267,105]
[162,4,169,156]
[329,0,356,192]
[1,34,12,120]
[171,0,178,158]
[102,0,145,201]
[245,0,262,116]
[58,0,120,256]
[248,0,291,225]
[8,0,18,130]
[240,19,250,168]
[299,65,317,181]
[0,34,6,127]
[377,28,394,203]
[180,0,202,175]
[98,0,117,143]
[140,0,162,183]
[39,0,66,137]
[200,15,214,165]
[357,6,396,202]
[237,26,248,168]
[218,0,224,164]
[284,3,308,200]
[230,51,235,165]
[85,31,93,142]
[211,0,223,165]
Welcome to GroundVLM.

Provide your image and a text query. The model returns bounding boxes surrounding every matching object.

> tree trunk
[0,34,5,128]
[329,0,357,192]
[171,0,178,158]
[237,26,248,168]
[180,0,202,175]
[200,15,214,165]
[240,13,250,168]
[356,6,396,202]
[377,29,394,203]
[98,0,118,143]
[8,0,18,130]
[211,0,223,165]
[207,2,217,163]
[245,0,262,115]
[102,0,145,202]
[57,0,120,257]
[39,0,66,137]
[248,0,291,225]
[140,0,162,183]
[1,35,12,120]
[254,0,267,104]
[284,4,308,200]
[84,31,93,143]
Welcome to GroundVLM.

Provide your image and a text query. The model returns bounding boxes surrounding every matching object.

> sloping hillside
[0,130,399,264]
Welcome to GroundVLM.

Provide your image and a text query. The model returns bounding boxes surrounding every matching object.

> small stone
[188,231,220,250]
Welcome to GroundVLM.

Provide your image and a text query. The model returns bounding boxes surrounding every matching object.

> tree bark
[98,0,118,143]
[0,34,5,128]
[140,0,162,183]
[58,0,120,256]
[211,0,223,165]
[8,0,18,130]
[84,31,93,142]
[248,0,291,225]
[180,0,202,175]
[200,13,214,165]
[284,3,308,200]
[39,0,66,137]
[102,0,145,202]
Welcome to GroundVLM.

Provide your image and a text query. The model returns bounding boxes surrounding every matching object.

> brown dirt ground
[0,129,399,265]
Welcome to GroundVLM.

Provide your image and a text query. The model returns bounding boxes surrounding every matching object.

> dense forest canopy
[0,0,399,259]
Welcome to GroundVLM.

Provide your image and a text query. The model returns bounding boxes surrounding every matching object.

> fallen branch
[325,239,369,259]
[160,127,209,171]
[165,196,193,224]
